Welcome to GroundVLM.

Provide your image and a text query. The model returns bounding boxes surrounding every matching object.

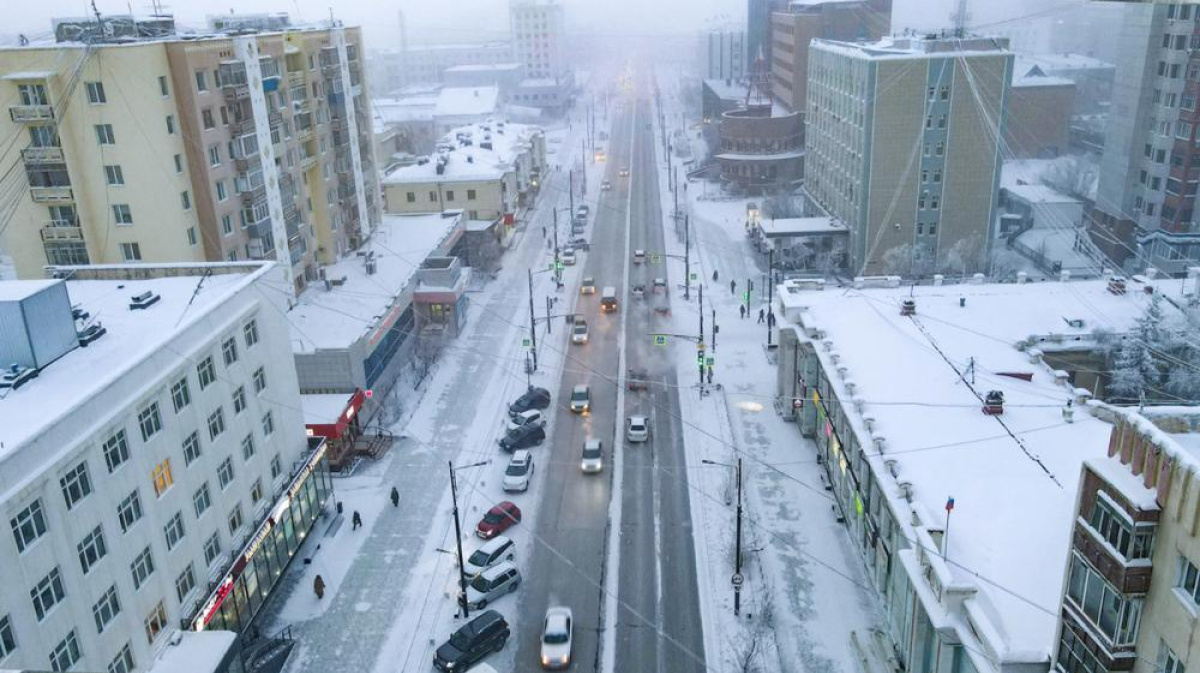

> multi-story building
[700,27,748,82]
[1091,2,1200,275]
[805,35,1012,276]
[0,13,381,294]
[510,0,569,84]
[368,43,515,92]
[0,262,330,673]
[1006,72,1075,159]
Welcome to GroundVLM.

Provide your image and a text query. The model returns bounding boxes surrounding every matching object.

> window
[222,337,238,365]
[182,431,202,466]
[158,75,169,97]
[144,601,168,644]
[1177,555,1200,605]
[262,411,275,436]
[187,227,198,247]
[208,408,226,441]
[1066,553,1142,645]
[30,567,66,620]
[220,106,228,125]
[86,81,107,103]
[271,453,283,479]
[181,190,191,210]
[96,124,115,145]
[1056,626,1103,673]
[166,115,175,135]
[933,170,942,183]
[77,525,108,574]
[197,356,216,389]
[203,532,221,566]
[10,499,47,552]
[250,478,264,504]
[92,585,120,632]
[218,456,235,489]
[233,386,247,414]
[939,85,949,100]
[216,180,228,201]
[103,429,130,472]
[0,614,14,658]
[138,401,163,441]
[467,189,477,200]
[104,164,125,185]
[429,190,437,202]
[113,204,133,225]
[228,504,244,535]
[176,564,196,603]
[152,459,173,497]
[108,643,134,673]
[49,630,81,671]
[253,366,267,393]
[1159,640,1185,673]
[117,490,143,533]
[241,434,256,460]
[174,153,184,173]
[60,461,92,509]
[170,377,191,412]
[935,142,944,156]
[209,145,221,167]
[202,108,216,130]
[446,190,455,202]
[195,70,207,92]
[163,511,185,550]
[193,482,211,517]
[406,191,416,203]
[244,320,259,347]
[130,546,155,589]
[222,214,234,235]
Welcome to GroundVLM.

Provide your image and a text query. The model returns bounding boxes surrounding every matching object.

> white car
[581,439,603,473]
[462,535,516,577]
[572,320,589,345]
[601,180,612,191]
[569,385,591,414]
[540,606,574,669]
[502,450,535,492]
[626,415,649,443]
[581,277,596,294]
[562,249,577,266]
[507,409,546,433]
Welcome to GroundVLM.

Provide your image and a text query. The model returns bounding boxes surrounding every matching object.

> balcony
[288,71,305,88]
[240,186,267,206]
[30,186,73,203]
[40,224,82,241]
[300,152,318,170]
[22,146,64,164]
[222,82,250,103]
[10,105,54,122]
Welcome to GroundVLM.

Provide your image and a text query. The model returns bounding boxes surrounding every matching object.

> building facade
[367,43,514,92]
[805,36,1012,276]
[700,27,747,82]
[0,15,381,293]
[1006,76,1075,159]
[510,0,569,84]
[0,262,327,673]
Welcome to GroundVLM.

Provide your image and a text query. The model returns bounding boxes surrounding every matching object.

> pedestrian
[313,574,325,600]
[541,225,546,239]
[740,305,746,319]
[352,510,362,530]
[712,269,719,283]
[390,486,399,508]
[707,367,713,385]
[758,308,765,324]
[730,279,737,295]
[768,312,776,328]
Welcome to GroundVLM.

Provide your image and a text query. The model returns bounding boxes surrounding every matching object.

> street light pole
[448,460,484,620]
[552,209,561,286]
[767,249,775,348]
[527,269,538,371]
[684,214,690,301]
[734,457,744,616]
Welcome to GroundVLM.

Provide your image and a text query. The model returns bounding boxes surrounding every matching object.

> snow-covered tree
[1108,336,1155,402]
[1165,342,1200,402]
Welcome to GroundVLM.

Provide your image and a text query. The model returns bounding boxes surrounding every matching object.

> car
[476,501,522,539]
[506,409,545,433]
[576,205,589,218]
[633,249,646,264]
[571,223,586,235]
[580,278,596,294]
[601,179,612,191]
[619,166,630,177]
[502,450,535,492]
[581,439,603,473]
[509,387,551,417]
[569,385,591,414]
[463,536,515,577]
[572,320,589,345]
[653,278,667,291]
[433,609,510,671]
[499,423,546,452]
[626,415,649,442]
[568,237,589,251]
[464,561,522,610]
[540,607,574,669]
[562,250,577,266]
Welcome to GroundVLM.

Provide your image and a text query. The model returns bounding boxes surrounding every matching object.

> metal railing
[30,186,74,203]
[40,224,82,241]
[22,146,64,163]
[9,105,54,122]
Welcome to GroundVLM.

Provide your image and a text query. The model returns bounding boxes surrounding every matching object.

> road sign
[651,254,662,264]
[521,337,532,348]
[690,273,698,281]
[705,356,715,366]
[696,341,705,351]
[653,335,667,346]
[731,573,744,588]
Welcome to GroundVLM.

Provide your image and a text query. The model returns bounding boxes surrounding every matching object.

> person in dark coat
[730,279,737,295]
[739,305,746,319]
[352,510,362,530]
[313,574,325,600]
[390,487,399,508]
[712,270,719,283]
[758,308,765,324]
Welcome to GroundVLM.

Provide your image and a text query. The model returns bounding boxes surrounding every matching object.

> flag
[945,497,955,512]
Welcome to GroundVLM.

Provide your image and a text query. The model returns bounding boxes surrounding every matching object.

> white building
[509,0,569,83]
[0,262,330,673]
[434,87,502,135]
[699,26,747,81]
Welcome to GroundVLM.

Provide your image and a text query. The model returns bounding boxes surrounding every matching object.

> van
[601,287,618,312]
[463,535,516,577]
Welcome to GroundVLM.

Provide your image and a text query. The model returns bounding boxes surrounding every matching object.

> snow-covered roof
[147,631,237,673]
[759,217,845,236]
[301,393,354,425]
[0,265,266,454]
[287,213,462,351]
[446,63,523,74]
[434,87,500,118]
[1004,183,1079,205]
[704,78,746,101]
[1013,73,1074,88]
[716,150,805,161]
[778,277,1188,663]
[519,78,561,88]
[374,96,439,124]
[813,35,1011,62]
[1016,53,1115,73]
[381,120,541,185]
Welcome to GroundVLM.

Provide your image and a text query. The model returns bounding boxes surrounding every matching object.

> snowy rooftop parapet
[381,120,543,185]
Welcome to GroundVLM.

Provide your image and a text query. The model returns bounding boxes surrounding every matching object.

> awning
[303,389,366,439]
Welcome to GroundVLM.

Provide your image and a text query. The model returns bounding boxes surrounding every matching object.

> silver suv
[464,561,522,610]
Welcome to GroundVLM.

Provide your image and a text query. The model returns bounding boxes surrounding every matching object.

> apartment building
[510,0,569,83]
[700,27,747,82]
[0,14,381,294]
[368,43,515,92]
[0,262,330,673]
[805,35,1012,276]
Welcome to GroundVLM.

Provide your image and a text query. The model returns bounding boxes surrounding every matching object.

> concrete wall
[1005,82,1074,159]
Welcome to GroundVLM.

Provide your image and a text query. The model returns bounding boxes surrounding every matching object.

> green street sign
[653,335,667,346]
[690,273,698,281]
[651,255,662,264]
[706,356,715,366]
[521,337,532,348]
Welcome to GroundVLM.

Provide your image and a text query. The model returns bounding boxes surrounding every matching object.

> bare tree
[1039,155,1098,202]
[732,591,776,673]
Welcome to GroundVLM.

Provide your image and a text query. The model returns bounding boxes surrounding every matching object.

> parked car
[581,439,603,473]
[626,415,649,442]
[540,607,574,669]
[499,423,546,452]
[576,205,589,219]
[572,320,589,345]
[562,250,577,266]
[569,385,591,414]
[502,450,535,492]
[509,387,551,417]
[464,561,522,610]
[433,609,509,671]
[568,237,590,251]
[463,536,515,577]
[601,179,612,191]
[476,501,522,539]
[580,278,596,294]
[506,409,546,433]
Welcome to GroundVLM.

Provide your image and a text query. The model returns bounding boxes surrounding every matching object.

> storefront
[304,389,367,470]
[190,437,332,634]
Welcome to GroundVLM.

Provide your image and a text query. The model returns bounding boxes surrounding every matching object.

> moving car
[506,409,545,433]
[581,439,603,473]
[464,561,522,610]
[476,501,522,539]
[576,205,589,218]
[433,609,510,671]
[540,607,574,669]
[502,450,535,493]
[562,249,577,266]
[569,385,591,414]
[580,278,596,294]
[601,179,612,191]
[572,320,589,345]
[619,166,630,177]
[509,387,551,417]
[499,423,546,452]
[601,287,618,312]
[463,536,515,577]
[653,278,667,291]
[633,249,645,264]
[626,415,649,443]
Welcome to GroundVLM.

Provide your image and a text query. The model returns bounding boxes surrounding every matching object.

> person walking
[352,510,362,530]
[390,487,399,508]
[712,270,719,283]
[740,305,747,319]
[768,312,776,328]
[730,279,737,295]
[541,225,546,239]
[313,574,326,600]
[758,308,765,324]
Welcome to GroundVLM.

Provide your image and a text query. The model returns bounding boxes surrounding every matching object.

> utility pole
[552,209,561,285]
[734,457,744,616]
[698,282,705,386]
[684,214,690,300]
[767,249,775,347]
[527,269,538,371]
[673,167,678,222]
[712,308,717,351]
[449,461,470,620]
[546,296,553,334]
[569,170,575,218]
[745,278,752,318]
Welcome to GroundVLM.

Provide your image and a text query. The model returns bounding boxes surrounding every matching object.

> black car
[433,609,509,671]
[499,423,546,452]
[508,387,551,417]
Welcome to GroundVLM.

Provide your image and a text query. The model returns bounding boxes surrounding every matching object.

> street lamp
[449,459,488,620]
[702,458,743,616]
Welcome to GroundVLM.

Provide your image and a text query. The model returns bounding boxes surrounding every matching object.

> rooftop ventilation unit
[0,279,78,372]
[77,322,107,347]
[0,364,38,391]
[129,291,161,310]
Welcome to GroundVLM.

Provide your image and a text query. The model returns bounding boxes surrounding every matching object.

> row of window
[1065,552,1143,647]
[403,188,478,204]
[1086,494,1155,561]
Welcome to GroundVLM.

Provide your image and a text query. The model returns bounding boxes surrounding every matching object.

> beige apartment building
[0,14,380,294]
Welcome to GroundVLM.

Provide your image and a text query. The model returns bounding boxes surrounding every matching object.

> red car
[476,501,522,539]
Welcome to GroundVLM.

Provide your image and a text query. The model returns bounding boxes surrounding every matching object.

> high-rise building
[805,35,1012,276]
[699,27,748,82]
[0,14,381,294]
[510,0,568,83]
[368,42,515,92]
[0,262,331,673]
